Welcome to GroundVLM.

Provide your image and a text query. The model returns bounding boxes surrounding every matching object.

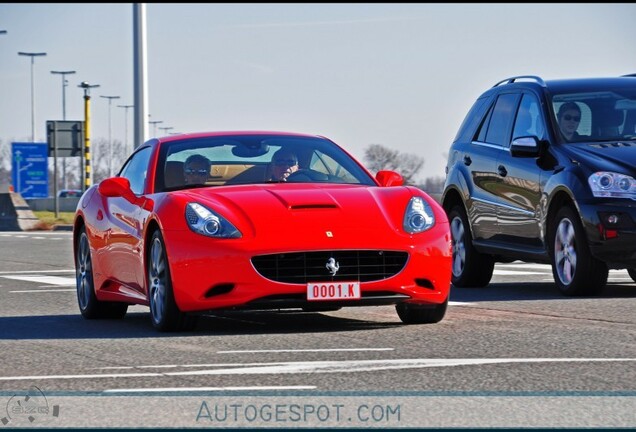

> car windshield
[156,135,375,192]
[551,87,636,144]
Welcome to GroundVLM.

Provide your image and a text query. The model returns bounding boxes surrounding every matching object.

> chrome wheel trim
[149,236,167,325]
[554,218,577,286]
[76,232,92,310]
[451,216,466,278]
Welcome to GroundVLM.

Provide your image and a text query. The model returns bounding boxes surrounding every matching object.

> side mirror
[98,177,154,211]
[376,170,404,187]
[510,136,541,158]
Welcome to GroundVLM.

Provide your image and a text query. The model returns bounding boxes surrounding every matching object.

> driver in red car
[183,154,211,185]
[268,148,299,181]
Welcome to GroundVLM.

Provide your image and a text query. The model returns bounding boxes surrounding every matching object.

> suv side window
[484,93,520,147]
[512,93,546,142]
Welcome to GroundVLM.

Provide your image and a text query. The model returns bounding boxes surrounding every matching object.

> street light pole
[51,70,76,189]
[149,120,163,137]
[100,95,120,177]
[117,104,134,154]
[18,51,47,142]
[51,70,76,120]
[158,126,174,136]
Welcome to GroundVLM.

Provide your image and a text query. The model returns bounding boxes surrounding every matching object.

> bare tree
[363,143,424,185]
[91,138,128,184]
[0,139,10,187]
[417,176,446,194]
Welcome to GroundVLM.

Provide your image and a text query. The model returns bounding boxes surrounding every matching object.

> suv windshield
[551,88,636,143]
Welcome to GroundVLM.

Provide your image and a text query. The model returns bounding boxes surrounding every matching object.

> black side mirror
[510,136,541,158]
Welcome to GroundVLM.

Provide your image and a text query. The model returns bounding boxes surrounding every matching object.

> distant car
[58,189,83,198]
[73,131,452,331]
[442,75,636,296]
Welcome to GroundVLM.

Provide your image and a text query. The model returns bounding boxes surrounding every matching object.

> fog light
[607,214,619,225]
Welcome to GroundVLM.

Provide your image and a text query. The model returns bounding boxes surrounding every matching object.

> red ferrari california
[73,132,451,331]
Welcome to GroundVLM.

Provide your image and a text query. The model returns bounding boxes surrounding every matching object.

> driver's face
[271,155,298,181]
[184,162,209,184]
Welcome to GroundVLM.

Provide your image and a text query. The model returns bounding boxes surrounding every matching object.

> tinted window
[485,93,520,146]
[454,95,492,143]
[512,93,546,142]
[551,87,636,142]
[120,147,151,194]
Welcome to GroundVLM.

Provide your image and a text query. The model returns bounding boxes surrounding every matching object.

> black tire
[396,297,448,324]
[448,205,494,287]
[75,226,128,319]
[627,269,636,283]
[147,230,198,332]
[550,206,608,296]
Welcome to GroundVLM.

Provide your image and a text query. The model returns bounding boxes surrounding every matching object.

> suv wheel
[448,205,494,287]
[550,206,608,296]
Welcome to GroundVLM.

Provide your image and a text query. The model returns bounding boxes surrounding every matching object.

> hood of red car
[179,183,415,246]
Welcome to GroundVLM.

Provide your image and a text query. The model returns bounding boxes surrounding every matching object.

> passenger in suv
[442,75,636,296]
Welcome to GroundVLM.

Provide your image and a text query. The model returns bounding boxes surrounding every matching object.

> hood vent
[290,204,338,210]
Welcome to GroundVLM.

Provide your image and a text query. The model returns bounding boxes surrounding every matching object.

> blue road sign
[11,142,49,198]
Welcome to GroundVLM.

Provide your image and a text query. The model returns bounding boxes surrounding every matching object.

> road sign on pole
[11,142,49,198]
[46,120,83,157]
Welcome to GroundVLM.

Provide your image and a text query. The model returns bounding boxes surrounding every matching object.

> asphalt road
[1,231,635,428]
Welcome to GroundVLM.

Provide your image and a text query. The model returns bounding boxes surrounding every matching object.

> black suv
[442,75,636,295]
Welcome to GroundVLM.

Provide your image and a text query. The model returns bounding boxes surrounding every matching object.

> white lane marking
[103,385,317,393]
[9,289,75,293]
[217,348,394,354]
[497,263,551,269]
[494,270,548,275]
[0,275,75,285]
[449,301,473,306]
[0,270,74,274]
[2,358,635,381]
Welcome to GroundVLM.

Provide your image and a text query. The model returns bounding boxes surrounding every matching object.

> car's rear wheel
[148,230,198,332]
[550,206,608,296]
[75,226,128,319]
[448,205,494,287]
[396,297,448,324]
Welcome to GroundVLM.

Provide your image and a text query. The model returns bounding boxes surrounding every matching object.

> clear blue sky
[1,3,635,180]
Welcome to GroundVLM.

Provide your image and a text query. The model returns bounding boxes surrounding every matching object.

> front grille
[251,250,408,284]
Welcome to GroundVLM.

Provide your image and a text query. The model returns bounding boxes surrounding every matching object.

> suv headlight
[403,196,435,234]
[588,172,636,199]
[185,202,241,238]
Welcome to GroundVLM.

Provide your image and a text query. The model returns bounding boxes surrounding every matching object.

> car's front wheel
[448,205,494,287]
[148,230,198,332]
[550,206,608,296]
[75,226,128,319]
[396,298,448,324]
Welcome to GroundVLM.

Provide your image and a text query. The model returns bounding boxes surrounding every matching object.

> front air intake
[251,250,408,284]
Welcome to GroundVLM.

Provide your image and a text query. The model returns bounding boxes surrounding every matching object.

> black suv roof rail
[492,75,547,88]
[621,73,636,77]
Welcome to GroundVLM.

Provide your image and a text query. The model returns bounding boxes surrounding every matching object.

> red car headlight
[185,202,242,238]
[403,196,435,234]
